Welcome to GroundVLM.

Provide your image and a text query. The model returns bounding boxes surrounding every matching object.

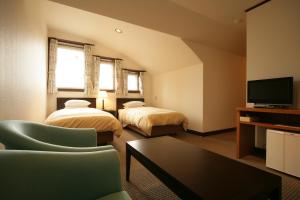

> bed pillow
[64,100,91,108]
[123,101,145,108]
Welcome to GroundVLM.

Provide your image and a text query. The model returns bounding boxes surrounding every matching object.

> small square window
[128,72,139,92]
[99,61,115,91]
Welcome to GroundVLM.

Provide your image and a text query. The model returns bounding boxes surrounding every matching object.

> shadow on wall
[183,39,246,132]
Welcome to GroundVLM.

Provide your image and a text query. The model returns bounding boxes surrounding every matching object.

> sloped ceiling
[49,0,264,56]
[169,0,263,26]
[43,0,201,74]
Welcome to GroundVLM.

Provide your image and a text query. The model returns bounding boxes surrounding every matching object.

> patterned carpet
[121,169,180,200]
[112,129,300,200]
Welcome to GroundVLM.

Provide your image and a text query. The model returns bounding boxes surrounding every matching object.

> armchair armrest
[38,124,98,147]
[0,149,122,200]
[4,132,113,152]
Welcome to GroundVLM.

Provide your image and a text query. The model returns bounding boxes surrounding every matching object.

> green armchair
[0,149,131,200]
[0,120,113,152]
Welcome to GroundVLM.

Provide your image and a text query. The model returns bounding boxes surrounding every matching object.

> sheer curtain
[122,69,128,96]
[115,60,123,97]
[139,72,144,97]
[47,39,58,93]
[93,56,101,96]
[84,45,93,95]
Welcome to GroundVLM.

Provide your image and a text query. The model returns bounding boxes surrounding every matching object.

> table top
[127,136,281,200]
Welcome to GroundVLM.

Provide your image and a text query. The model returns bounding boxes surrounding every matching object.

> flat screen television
[247,77,293,107]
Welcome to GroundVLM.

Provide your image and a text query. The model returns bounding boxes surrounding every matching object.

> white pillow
[64,100,91,108]
[123,101,145,108]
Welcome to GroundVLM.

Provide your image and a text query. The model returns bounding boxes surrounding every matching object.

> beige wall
[47,30,152,116]
[0,0,47,122]
[152,41,245,133]
[152,64,204,132]
[185,41,246,132]
[247,0,300,107]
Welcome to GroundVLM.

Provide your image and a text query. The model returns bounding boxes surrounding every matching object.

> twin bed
[45,97,188,145]
[117,98,187,137]
[45,98,121,145]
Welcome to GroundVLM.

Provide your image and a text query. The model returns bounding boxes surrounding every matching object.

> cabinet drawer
[284,133,300,178]
[266,130,284,171]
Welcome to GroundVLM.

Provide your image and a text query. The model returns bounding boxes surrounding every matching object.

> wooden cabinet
[236,107,300,158]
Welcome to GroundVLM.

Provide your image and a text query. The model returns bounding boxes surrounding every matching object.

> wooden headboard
[116,98,144,111]
[57,98,96,110]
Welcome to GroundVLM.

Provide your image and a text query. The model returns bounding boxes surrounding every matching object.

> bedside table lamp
[99,91,108,110]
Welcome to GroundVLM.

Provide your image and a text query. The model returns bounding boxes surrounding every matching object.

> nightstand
[103,109,117,117]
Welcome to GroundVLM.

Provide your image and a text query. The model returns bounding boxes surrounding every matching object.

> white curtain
[93,56,101,96]
[122,69,128,96]
[84,45,93,96]
[47,39,58,94]
[115,60,123,97]
[139,72,144,97]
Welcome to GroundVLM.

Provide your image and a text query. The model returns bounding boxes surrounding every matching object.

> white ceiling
[49,0,264,55]
[43,1,201,74]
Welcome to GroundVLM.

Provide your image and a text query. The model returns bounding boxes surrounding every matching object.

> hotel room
[0,0,299,199]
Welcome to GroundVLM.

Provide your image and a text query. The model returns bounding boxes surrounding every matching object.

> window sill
[128,91,141,93]
[100,90,115,93]
[58,88,84,92]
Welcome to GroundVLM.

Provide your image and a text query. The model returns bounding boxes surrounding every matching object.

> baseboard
[187,127,236,137]
[187,129,203,135]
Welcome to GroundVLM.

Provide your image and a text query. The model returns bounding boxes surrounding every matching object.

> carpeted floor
[111,129,300,200]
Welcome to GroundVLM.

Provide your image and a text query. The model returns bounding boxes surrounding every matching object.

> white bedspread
[45,108,122,136]
[119,106,188,136]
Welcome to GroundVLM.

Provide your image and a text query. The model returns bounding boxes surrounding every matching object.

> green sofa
[0,149,131,200]
[0,120,113,152]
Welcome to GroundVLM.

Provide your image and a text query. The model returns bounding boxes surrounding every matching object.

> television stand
[254,104,289,109]
[236,107,300,158]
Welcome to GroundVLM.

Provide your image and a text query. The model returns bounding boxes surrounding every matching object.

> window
[55,45,85,90]
[128,72,139,92]
[99,60,114,91]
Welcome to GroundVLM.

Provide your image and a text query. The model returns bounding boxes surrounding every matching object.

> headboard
[116,98,144,111]
[57,98,96,110]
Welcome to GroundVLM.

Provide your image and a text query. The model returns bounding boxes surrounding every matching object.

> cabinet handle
[268,131,284,135]
[285,132,300,137]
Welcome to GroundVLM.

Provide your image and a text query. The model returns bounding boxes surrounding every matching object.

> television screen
[247,77,293,106]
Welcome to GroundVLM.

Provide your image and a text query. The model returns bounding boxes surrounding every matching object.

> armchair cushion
[0,149,131,200]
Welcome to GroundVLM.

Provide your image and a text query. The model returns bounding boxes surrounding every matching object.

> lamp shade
[99,91,108,98]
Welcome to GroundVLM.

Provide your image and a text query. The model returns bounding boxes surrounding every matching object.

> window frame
[54,43,85,92]
[127,71,140,93]
[99,59,115,92]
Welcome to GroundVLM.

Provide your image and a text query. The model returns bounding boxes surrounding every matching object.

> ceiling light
[115,28,123,33]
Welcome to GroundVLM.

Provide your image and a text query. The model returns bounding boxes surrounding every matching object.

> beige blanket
[45,108,122,136]
[119,107,188,136]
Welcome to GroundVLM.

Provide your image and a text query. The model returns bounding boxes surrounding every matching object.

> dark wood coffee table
[126,136,281,200]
